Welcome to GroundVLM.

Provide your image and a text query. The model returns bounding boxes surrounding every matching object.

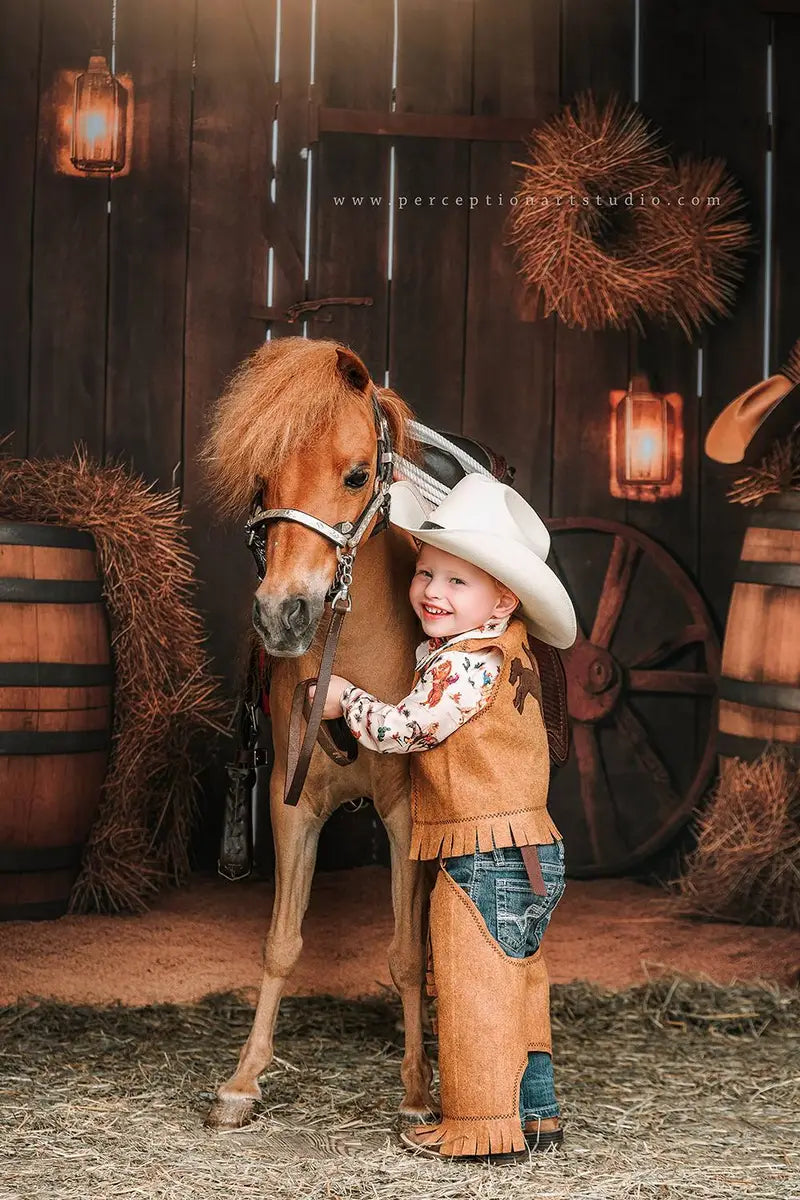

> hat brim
[705,376,798,464]
[390,483,577,649]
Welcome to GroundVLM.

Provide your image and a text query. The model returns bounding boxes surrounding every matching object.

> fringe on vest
[410,807,561,861]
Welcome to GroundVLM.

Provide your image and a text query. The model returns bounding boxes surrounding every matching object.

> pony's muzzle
[252,593,321,655]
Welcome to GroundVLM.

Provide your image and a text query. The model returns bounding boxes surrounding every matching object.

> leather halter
[244,389,394,806]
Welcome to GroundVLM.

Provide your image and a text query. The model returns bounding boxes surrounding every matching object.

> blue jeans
[443,841,565,1122]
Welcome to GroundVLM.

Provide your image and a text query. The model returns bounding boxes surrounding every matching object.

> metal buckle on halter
[246,496,268,580]
[326,548,354,612]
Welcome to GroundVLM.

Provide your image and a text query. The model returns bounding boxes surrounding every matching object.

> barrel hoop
[749,508,800,530]
[0,579,102,603]
[0,729,109,754]
[760,491,800,513]
[0,898,70,920]
[0,662,112,687]
[0,843,84,872]
[719,677,800,713]
[717,732,773,761]
[735,561,800,588]
[0,522,95,549]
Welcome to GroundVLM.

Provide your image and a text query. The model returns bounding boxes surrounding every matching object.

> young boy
[313,474,576,1163]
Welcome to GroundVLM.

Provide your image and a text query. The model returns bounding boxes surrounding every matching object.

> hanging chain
[329,550,354,611]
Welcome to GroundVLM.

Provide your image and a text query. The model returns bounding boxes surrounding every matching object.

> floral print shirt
[340,617,510,753]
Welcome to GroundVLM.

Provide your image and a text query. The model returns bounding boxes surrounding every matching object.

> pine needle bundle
[508,94,751,334]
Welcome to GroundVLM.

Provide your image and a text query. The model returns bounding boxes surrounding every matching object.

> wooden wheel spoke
[591,536,641,649]
[572,722,625,865]
[628,669,716,696]
[614,704,681,819]
[629,624,711,669]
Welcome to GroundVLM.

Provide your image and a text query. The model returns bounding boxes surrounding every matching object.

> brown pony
[201,336,435,1129]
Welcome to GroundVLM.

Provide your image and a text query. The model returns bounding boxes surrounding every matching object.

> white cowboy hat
[389,475,577,649]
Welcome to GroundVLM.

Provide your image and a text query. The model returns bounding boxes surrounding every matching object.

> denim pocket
[495,846,565,958]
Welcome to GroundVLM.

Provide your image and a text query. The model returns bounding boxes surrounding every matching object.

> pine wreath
[508,93,751,334]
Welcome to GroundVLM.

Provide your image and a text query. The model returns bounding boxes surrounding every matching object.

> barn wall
[0,0,796,869]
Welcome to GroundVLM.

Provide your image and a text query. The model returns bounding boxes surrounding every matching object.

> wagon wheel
[545,518,720,878]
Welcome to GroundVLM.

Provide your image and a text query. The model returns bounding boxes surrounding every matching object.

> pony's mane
[201,337,417,517]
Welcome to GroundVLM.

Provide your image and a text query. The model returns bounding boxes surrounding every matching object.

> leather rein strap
[284,600,350,806]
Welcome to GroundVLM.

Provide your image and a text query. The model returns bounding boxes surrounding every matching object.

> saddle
[419,431,515,490]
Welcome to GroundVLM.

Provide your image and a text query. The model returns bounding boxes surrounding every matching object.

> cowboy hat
[705,339,800,464]
[389,475,577,649]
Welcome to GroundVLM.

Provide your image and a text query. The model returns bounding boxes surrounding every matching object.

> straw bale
[675,750,800,929]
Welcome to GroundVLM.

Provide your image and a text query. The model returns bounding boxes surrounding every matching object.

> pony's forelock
[201,338,417,518]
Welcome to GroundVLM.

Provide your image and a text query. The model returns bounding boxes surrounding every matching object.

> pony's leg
[205,786,323,1130]
[379,799,435,1117]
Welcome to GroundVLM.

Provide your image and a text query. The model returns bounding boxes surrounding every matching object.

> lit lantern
[70,54,128,174]
[609,374,683,501]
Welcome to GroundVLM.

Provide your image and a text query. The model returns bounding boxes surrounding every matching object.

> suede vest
[409,617,561,861]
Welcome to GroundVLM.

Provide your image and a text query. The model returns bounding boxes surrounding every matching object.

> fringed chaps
[413,866,552,1158]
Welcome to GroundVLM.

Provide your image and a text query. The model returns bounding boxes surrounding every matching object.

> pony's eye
[344,468,370,490]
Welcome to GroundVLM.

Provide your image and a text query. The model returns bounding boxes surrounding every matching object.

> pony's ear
[336,347,370,392]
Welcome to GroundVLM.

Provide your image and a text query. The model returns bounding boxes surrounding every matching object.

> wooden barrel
[0,521,111,920]
[718,492,800,761]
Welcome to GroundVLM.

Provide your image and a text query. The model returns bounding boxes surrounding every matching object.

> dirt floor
[3,985,799,1200]
[2,867,799,1004]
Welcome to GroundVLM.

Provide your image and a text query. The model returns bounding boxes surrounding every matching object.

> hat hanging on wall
[705,338,800,465]
[507,93,752,337]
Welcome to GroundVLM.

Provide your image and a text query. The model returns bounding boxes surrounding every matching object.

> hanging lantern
[609,374,683,501]
[70,54,128,174]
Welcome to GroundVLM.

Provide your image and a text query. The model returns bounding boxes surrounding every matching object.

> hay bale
[0,451,227,913]
[675,749,800,929]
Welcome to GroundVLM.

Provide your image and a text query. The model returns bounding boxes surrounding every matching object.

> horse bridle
[244,389,394,806]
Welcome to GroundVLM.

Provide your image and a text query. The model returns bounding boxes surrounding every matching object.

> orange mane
[201,337,418,517]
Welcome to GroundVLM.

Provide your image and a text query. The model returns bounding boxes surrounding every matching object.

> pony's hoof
[204,1095,256,1131]
[399,1094,439,1121]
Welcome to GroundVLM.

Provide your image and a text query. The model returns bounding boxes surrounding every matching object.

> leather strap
[520,844,547,896]
[528,638,570,767]
[314,716,358,766]
[284,602,349,806]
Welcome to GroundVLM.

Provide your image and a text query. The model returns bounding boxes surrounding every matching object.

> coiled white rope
[395,420,493,505]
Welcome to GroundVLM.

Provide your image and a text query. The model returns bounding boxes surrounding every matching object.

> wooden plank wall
[1,0,798,870]
[0,0,41,458]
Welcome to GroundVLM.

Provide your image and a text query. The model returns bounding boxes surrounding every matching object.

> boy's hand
[307,674,352,720]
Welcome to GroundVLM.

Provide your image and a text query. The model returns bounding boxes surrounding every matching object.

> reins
[244,388,394,807]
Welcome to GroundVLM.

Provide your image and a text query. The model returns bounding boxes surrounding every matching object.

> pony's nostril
[282,597,308,634]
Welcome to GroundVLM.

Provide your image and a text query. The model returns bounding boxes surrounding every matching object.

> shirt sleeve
[340,645,503,753]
